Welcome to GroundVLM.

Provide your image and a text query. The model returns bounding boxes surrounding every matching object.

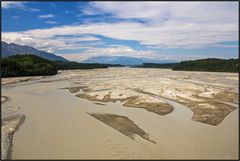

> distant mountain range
[1,41,238,75]
[82,56,175,65]
[2,41,177,65]
[2,41,68,62]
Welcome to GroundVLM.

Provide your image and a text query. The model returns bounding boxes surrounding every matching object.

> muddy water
[1,69,238,159]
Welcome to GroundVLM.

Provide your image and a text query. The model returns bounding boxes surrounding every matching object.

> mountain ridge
[2,41,68,62]
[82,56,175,65]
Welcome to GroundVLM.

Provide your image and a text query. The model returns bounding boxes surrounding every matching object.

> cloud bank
[2,2,238,61]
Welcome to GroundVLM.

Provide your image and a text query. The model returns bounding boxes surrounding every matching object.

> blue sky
[2,1,239,62]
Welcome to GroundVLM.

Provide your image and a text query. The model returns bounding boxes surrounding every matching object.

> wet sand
[1,68,238,159]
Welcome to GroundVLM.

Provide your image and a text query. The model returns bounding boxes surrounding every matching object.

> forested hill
[172,58,239,72]
[1,54,58,77]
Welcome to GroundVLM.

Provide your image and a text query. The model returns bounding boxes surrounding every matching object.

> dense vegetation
[53,61,124,70]
[133,58,239,73]
[1,54,125,78]
[1,54,57,77]
[172,58,239,72]
[134,63,176,68]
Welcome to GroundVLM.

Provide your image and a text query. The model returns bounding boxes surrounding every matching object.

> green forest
[1,54,58,77]
[172,58,239,72]
[54,61,124,70]
[134,58,239,73]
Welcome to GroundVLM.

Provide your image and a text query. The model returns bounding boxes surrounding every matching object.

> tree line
[172,58,239,72]
[1,54,124,78]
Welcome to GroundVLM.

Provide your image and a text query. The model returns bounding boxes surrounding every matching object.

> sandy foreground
[1,68,239,159]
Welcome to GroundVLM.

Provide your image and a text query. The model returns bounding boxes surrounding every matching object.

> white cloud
[9,20,236,49]
[81,10,95,15]
[2,32,102,53]
[12,16,20,19]
[29,8,40,12]
[81,1,238,48]
[2,1,40,12]
[2,32,66,51]
[45,21,58,24]
[54,35,100,42]
[2,2,238,61]
[4,2,237,50]
[87,2,238,25]
[38,14,55,18]
[2,2,25,9]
